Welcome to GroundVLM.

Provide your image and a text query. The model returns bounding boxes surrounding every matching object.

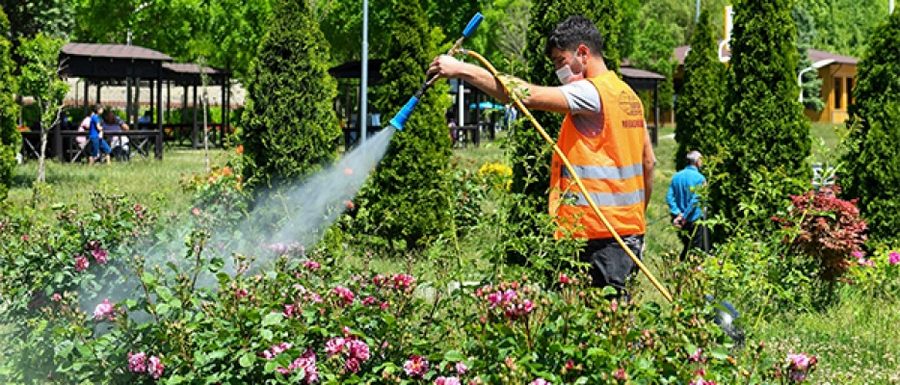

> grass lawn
[4,122,897,383]
[8,148,230,214]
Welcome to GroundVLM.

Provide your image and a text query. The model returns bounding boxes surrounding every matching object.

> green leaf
[239,352,255,368]
[443,350,465,362]
[262,312,283,327]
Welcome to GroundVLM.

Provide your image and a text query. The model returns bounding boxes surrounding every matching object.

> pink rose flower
[51,293,62,302]
[558,273,571,285]
[234,288,248,299]
[392,273,416,291]
[93,299,115,321]
[344,357,361,373]
[92,248,109,265]
[362,296,378,306]
[688,348,704,362]
[435,376,461,385]
[403,355,429,378]
[148,355,164,379]
[332,286,355,306]
[283,304,297,318]
[889,251,900,265]
[127,352,148,373]
[455,361,468,375]
[304,260,321,270]
[325,337,346,357]
[348,339,370,361]
[529,379,550,385]
[74,255,90,272]
[613,367,627,380]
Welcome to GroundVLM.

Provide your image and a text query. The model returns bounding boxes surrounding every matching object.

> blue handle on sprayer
[389,96,419,131]
[462,12,484,38]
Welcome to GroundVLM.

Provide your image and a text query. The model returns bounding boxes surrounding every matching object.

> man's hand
[427,55,467,79]
[672,214,684,229]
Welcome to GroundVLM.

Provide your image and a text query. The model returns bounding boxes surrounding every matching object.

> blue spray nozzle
[462,12,484,38]
[389,96,419,131]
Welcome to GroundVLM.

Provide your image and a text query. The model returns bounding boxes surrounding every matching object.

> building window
[846,77,854,107]
[834,76,843,110]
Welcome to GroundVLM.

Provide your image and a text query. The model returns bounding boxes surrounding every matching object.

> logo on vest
[617,91,643,116]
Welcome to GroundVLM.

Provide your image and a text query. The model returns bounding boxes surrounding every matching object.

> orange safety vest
[549,72,648,240]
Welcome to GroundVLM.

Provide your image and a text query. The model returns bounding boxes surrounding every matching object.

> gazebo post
[653,82,660,147]
[149,78,155,120]
[134,77,141,123]
[83,79,89,115]
[166,81,171,124]
[182,85,188,124]
[126,76,132,123]
[156,63,163,159]
[224,76,230,145]
[192,84,199,148]
[220,76,226,146]
[96,84,101,105]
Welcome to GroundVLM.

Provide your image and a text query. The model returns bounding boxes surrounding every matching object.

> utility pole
[695,0,701,23]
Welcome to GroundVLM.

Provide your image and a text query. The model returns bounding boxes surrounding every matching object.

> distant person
[137,110,152,128]
[103,110,130,161]
[87,104,111,165]
[666,150,709,260]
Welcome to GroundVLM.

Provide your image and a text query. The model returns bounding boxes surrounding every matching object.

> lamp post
[797,59,835,103]
[360,0,369,146]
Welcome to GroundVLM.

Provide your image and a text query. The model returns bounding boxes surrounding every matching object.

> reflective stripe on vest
[561,163,644,180]
[562,190,645,207]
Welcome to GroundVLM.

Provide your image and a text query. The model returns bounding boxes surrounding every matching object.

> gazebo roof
[163,62,229,86]
[60,42,172,80]
[621,66,665,91]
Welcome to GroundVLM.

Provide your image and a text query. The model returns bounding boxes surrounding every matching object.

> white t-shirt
[559,79,604,137]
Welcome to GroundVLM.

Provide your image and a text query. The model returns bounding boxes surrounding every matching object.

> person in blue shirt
[667,150,709,260]
[88,104,111,165]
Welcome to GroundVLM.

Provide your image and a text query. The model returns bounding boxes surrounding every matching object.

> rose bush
[1,191,827,384]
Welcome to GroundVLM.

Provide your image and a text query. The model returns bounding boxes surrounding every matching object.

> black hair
[545,15,604,58]
[92,104,103,113]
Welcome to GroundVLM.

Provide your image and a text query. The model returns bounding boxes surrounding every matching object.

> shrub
[773,185,867,281]
[240,0,341,188]
[674,10,726,170]
[0,196,807,383]
[711,0,811,233]
[0,8,19,201]
[839,11,900,242]
[352,0,453,251]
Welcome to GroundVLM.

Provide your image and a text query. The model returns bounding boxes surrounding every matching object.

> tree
[16,33,67,185]
[353,0,453,251]
[798,0,888,58]
[507,0,620,247]
[710,0,811,228]
[840,11,900,241]
[0,7,20,201]
[794,5,824,112]
[674,10,726,170]
[0,0,73,63]
[240,0,341,187]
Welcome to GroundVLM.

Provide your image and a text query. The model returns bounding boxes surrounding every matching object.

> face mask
[555,54,584,85]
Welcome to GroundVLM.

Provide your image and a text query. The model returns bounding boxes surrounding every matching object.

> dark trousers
[580,235,643,296]
[678,220,710,261]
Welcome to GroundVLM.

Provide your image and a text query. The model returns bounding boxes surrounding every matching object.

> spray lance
[387,12,484,131]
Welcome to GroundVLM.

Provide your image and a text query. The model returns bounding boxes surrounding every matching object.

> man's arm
[642,126,655,210]
[427,55,570,114]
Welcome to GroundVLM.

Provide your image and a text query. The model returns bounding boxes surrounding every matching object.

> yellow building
[672,45,859,124]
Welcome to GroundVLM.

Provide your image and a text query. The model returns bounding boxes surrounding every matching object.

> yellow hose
[457,49,674,303]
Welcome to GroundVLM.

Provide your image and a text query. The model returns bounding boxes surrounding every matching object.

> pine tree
[354,0,453,250]
[674,10,726,170]
[710,0,812,228]
[840,11,900,241]
[508,0,620,248]
[0,7,19,201]
[240,0,341,187]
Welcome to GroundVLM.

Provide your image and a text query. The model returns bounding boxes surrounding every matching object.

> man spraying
[428,16,655,295]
